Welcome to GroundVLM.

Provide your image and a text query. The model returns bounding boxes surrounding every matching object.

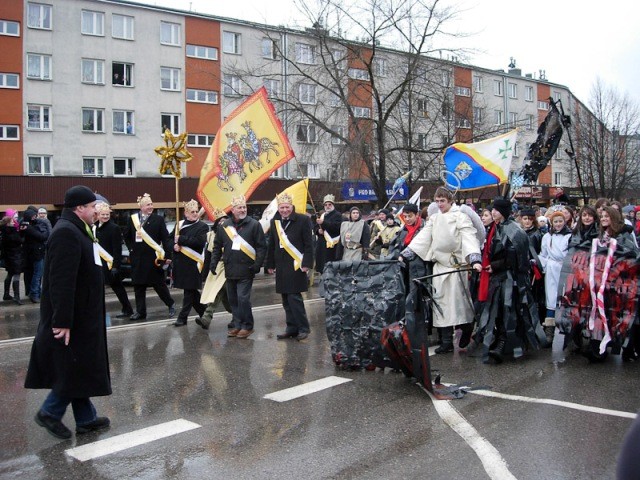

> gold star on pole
[154,129,193,179]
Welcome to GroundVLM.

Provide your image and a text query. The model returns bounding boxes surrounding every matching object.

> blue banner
[341,181,408,201]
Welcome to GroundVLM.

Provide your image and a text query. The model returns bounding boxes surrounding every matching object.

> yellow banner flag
[197,87,295,219]
[259,178,310,233]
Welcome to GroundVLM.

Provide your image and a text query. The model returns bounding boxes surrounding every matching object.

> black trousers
[133,282,174,316]
[282,292,310,334]
[178,289,206,322]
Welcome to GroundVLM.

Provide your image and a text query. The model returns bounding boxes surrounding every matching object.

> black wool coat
[1,224,24,273]
[267,212,314,294]
[171,219,208,290]
[314,209,343,273]
[210,215,266,280]
[124,212,173,285]
[24,209,111,398]
[96,219,125,282]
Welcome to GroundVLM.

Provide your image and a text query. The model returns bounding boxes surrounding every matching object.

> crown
[323,194,335,204]
[276,192,294,205]
[95,202,112,213]
[211,207,228,220]
[231,195,246,208]
[137,193,152,206]
[184,199,199,212]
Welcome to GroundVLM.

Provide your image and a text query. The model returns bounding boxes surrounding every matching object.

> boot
[435,327,454,354]
[543,317,556,348]
[488,336,506,363]
[3,277,11,301]
[12,280,24,305]
[458,323,474,349]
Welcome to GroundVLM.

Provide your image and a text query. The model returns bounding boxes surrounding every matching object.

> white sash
[131,213,165,261]
[275,220,303,270]
[223,225,256,260]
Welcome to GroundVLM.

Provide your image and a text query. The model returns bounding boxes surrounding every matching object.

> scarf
[478,222,496,302]
[403,220,421,246]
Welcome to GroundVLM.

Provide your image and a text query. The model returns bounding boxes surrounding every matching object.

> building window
[161,113,180,135]
[82,108,104,133]
[373,58,387,77]
[473,75,483,92]
[454,86,471,97]
[0,125,19,140]
[416,98,428,117]
[513,142,519,157]
[160,67,180,91]
[494,80,503,97]
[509,112,517,126]
[553,91,561,102]
[187,134,214,147]
[353,106,371,118]
[538,100,549,110]
[27,105,51,130]
[554,172,562,186]
[81,58,104,85]
[298,83,317,104]
[331,125,344,145]
[527,114,534,130]
[222,31,241,54]
[441,71,451,87]
[114,157,134,176]
[222,74,242,96]
[456,116,471,129]
[0,20,20,36]
[81,10,104,36]
[186,88,218,104]
[186,44,218,60]
[328,92,341,107]
[263,78,280,98]
[494,110,503,125]
[27,3,52,30]
[27,54,52,80]
[348,68,370,81]
[112,14,134,40]
[261,38,277,59]
[28,155,51,175]
[296,124,317,143]
[83,157,104,176]
[508,82,517,99]
[113,110,134,135]
[525,85,533,102]
[473,106,483,123]
[112,62,133,86]
[295,43,316,64]
[331,49,345,69]
[417,133,427,149]
[160,21,180,46]
[441,100,451,119]
[301,163,319,178]
[0,73,19,89]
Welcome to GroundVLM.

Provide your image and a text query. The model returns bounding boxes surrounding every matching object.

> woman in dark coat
[1,209,25,304]
[171,200,209,327]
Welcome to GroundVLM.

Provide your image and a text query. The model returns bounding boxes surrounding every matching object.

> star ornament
[154,129,193,179]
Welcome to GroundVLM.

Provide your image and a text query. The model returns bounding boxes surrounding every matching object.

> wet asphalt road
[0,274,639,479]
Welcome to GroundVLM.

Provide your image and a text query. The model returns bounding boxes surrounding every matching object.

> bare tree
[574,78,640,200]
[222,0,505,205]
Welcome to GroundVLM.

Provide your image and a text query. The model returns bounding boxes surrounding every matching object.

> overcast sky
[143,0,639,106]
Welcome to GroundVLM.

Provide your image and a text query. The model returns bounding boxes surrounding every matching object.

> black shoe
[276,332,297,340]
[2,294,12,301]
[35,411,72,439]
[435,344,454,354]
[130,313,146,321]
[76,416,110,434]
[488,339,506,364]
[13,297,24,305]
[195,317,209,330]
[168,304,176,317]
[173,320,187,327]
[296,332,309,341]
[227,321,234,329]
[459,324,473,349]
[116,311,134,318]
[29,296,41,304]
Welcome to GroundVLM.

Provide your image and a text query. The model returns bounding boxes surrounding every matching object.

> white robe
[539,231,571,311]
[408,204,481,327]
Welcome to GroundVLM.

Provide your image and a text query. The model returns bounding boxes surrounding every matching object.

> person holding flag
[267,192,314,341]
[209,194,266,339]
[170,200,209,327]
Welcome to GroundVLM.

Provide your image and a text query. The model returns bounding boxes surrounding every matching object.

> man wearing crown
[210,195,266,339]
[267,192,315,341]
[314,194,343,289]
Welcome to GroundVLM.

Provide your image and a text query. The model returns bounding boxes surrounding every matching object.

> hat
[37,207,47,214]
[276,192,293,205]
[537,216,548,224]
[231,195,246,208]
[385,213,395,221]
[491,198,512,220]
[5,208,17,218]
[403,203,418,214]
[520,208,536,217]
[23,210,36,221]
[349,206,361,213]
[549,210,566,222]
[379,208,390,216]
[64,185,97,208]
[137,193,152,206]
[323,194,335,205]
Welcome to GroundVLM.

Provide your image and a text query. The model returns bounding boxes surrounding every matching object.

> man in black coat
[170,200,209,327]
[21,209,49,303]
[314,194,342,274]
[267,192,314,341]
[124,193,175,321]
[210,194,266,339]
[95,202,133,318]
[25,185,111,440]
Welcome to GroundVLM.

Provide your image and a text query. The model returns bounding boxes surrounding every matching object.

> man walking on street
[125,193,175,321]
[25,185,112,440]
[210,195,266,339]
[267,192,314,341]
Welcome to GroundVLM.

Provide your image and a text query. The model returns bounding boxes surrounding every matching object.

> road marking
[421,385,517,480]
[455,386,637,419]
[65,419,201,462]
[264,376,352,402]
